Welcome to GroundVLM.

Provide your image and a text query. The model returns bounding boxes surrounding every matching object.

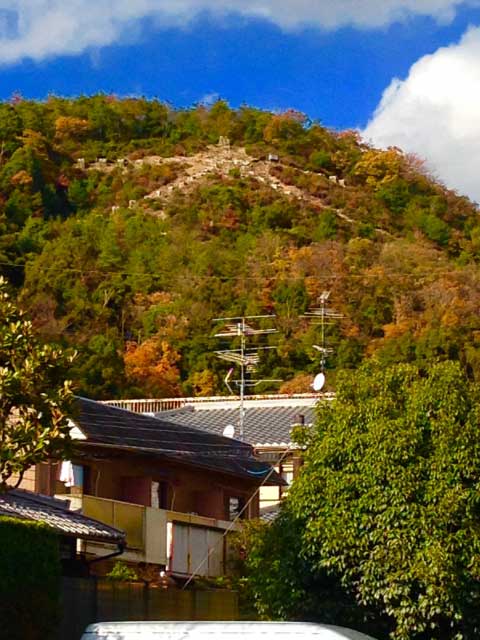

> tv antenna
[304,291,343,386]
[213,315,280,440]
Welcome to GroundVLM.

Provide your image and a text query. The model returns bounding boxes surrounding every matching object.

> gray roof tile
[0,489,125,544]
[158,405,317,447]
[259,503,281,522]
[75,398,283,485]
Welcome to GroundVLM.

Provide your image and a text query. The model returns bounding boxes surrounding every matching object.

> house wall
[255,449,298,510]
[12,455,263,523]
[70,455,260,521]
[10,466,37,492]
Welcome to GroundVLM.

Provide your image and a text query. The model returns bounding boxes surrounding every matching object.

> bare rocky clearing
[86,143,357,225]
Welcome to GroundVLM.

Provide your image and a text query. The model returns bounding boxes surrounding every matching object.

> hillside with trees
[1,94,479,398]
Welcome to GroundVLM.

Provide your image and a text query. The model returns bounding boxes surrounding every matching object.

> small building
[156,395,318,514]
[26,397,282,578]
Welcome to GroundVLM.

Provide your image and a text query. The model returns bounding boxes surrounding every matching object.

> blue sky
[2,1,480,199]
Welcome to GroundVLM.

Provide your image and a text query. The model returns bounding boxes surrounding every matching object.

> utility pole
[213,315,278,440]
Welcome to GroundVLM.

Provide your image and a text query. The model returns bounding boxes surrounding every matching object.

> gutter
[87,541,125,566]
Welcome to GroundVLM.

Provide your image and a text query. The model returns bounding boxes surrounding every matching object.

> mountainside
[1,95,479,399]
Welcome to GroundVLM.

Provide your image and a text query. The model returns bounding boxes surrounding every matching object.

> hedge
[0,517,61,640]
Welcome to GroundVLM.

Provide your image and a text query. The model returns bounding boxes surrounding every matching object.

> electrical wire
[181,443,294,590]
[0,259,476,281]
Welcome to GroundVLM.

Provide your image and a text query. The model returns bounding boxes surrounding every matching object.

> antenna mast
[304,291,343,375]
[213,315,278,440]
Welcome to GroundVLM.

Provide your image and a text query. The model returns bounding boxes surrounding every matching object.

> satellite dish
[312,372,325,392]
[223,424,236,438]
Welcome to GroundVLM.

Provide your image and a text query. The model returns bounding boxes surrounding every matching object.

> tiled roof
[75,398,283,485]
[157,404,317,447]
[259,503,281,523]
[0,489,125,544]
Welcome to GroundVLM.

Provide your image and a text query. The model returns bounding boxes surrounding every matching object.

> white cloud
[0,1,478,64]
[199,92,221,106]
[363,26,480,202]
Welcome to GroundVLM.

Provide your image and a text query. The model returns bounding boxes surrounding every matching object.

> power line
[0,260,478,281]
[181,443,294,590]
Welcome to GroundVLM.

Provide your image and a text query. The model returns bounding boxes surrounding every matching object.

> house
[103,393,328,517]
[25,397,283,578]
[155,394,321,515]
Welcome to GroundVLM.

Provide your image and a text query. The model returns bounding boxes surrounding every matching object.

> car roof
[82,621,377,639]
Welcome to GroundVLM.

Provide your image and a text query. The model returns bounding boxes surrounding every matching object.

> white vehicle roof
[81,621,378,640]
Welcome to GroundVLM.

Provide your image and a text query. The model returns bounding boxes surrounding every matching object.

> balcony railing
[56,494,239,577]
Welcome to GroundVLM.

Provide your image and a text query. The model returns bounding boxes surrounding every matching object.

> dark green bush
[0,517,61,640]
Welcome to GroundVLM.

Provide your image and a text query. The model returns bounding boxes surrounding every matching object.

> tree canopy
[0,95,478,398]
[0,277,74,489]
[246,361,480,640]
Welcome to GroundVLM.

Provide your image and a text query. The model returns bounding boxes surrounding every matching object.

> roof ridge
[10,488,70,511]
[77,397,253,450]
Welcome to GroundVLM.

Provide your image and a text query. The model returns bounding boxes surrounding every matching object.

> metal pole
[213,314,278,440]
[321,297,326,372]
[239,318,245,440]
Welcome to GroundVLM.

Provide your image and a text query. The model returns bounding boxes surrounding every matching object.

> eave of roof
[0,489,125,544]
[73,398,285,486]
[259,503,281,523]
[74,440,285,486]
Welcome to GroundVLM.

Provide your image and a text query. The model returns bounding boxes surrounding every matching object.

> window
[151,480,170,509]
[57,462,84,495]
[228,495,246,521]
[281,469,294,486]
[280,463,294,497]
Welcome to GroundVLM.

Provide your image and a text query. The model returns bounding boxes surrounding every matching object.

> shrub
[106,561,138,582]
[0,517,61,640]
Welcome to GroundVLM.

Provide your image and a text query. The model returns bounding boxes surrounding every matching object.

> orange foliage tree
[279,373,315,394]
[189,369,217,397]
[54,116,91,141]
[124,338,182,397]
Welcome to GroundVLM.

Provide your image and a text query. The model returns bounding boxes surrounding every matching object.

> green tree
[258,361,480,639]
[243,512,383,634]
[0,277,74,489]
[106,561,138,582]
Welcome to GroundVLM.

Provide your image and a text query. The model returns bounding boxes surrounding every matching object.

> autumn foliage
[0,95,477,398]
[124,338,182,397]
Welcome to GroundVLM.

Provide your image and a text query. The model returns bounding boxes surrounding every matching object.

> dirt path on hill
[136,144,355,224]
[87,145,394,231]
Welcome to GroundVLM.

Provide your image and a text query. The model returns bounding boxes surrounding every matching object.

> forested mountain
[1,94,479,399]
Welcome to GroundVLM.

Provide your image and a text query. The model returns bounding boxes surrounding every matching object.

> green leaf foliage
[0,517,61,640]
[260,361,480,639]
[0,276,74,488]
[106,561,138,582]
[242,513,377,628]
